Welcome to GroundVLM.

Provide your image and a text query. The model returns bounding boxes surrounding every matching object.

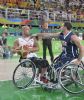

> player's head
[63,22,72,31]
[2,32,8,37]
[22,26,30,36]
[42,21,48,29]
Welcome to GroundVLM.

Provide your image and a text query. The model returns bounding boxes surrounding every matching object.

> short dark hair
[64,22,72,30]
[41,20,48,25]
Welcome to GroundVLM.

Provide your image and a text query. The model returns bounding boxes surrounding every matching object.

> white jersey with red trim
[18,37,37,58]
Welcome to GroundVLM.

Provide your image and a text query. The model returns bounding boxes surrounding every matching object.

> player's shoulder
[17,37,22,41]
[71,34,79,41]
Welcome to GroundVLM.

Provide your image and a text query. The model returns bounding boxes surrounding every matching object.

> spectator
[2,24,8,29]
[0,35,3,57]
[82,32,84,40]
[2,32,9,59]
[0,35,2,46]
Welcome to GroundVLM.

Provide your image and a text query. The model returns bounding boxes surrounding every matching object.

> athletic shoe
[40,76,49,84]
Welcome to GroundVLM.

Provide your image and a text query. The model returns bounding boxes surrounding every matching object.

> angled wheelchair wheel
[48,66,55,82]
[53,56,60,64]
[53,52,63,64]
[71,62,84,86]
[52,56,63,69]
[59,63,84,94]
[49,56,63,83]
[13,59,36,89]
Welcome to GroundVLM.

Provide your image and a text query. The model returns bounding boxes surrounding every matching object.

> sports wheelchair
[13,54,84,94]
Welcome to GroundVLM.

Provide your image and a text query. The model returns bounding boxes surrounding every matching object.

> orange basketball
[21,45,29,58]
[22,45,29,51]
[17,45,29,58]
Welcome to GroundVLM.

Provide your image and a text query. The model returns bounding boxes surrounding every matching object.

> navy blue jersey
[59,32,79,58]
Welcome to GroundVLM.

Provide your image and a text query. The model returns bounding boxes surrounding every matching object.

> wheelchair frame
[12,56,84,94]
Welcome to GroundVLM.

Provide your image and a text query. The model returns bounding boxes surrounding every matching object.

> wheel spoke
[59,63,84,94]
[13,60,36,89]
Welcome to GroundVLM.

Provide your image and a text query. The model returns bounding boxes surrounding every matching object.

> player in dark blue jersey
[38,22,84,68]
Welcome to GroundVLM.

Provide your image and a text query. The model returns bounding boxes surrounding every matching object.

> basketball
[20,45,29,57]
[22,45,29,51]
[17,45,29,57]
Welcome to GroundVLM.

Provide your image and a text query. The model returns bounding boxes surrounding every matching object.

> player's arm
[71,35,84,61]
[12,39,20,53]
[29,37,39,53]
[36,32,60,39]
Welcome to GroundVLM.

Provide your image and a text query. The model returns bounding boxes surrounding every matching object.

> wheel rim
[71,64,84,86]
[13,60,36,89]
[59,63,84,94]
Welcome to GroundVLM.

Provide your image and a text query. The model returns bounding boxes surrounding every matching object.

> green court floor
[0,81,84,100]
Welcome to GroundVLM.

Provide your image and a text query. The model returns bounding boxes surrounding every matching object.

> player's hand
[71,59,81,65]
[37,33,43,39]
[21,45,29,53]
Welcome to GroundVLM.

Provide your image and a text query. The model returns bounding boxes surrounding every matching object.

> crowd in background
[0,0,84,22]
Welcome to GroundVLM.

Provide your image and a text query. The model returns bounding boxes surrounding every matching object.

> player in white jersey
[12,26,49,83]
[12,26,38,58]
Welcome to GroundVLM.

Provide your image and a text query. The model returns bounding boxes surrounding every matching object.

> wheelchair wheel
[13,59,36,89]
[49,56,62,83]
[53,52,63,64]
[71,62,84,86]
[48,66,55,82]
[53,56,60,64]
[59,63,84,94]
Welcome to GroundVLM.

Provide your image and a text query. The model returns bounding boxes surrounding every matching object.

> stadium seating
[18,2,29,8]
[6,3,17,8]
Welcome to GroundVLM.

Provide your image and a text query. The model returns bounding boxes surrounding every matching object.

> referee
[41,21,54,62]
